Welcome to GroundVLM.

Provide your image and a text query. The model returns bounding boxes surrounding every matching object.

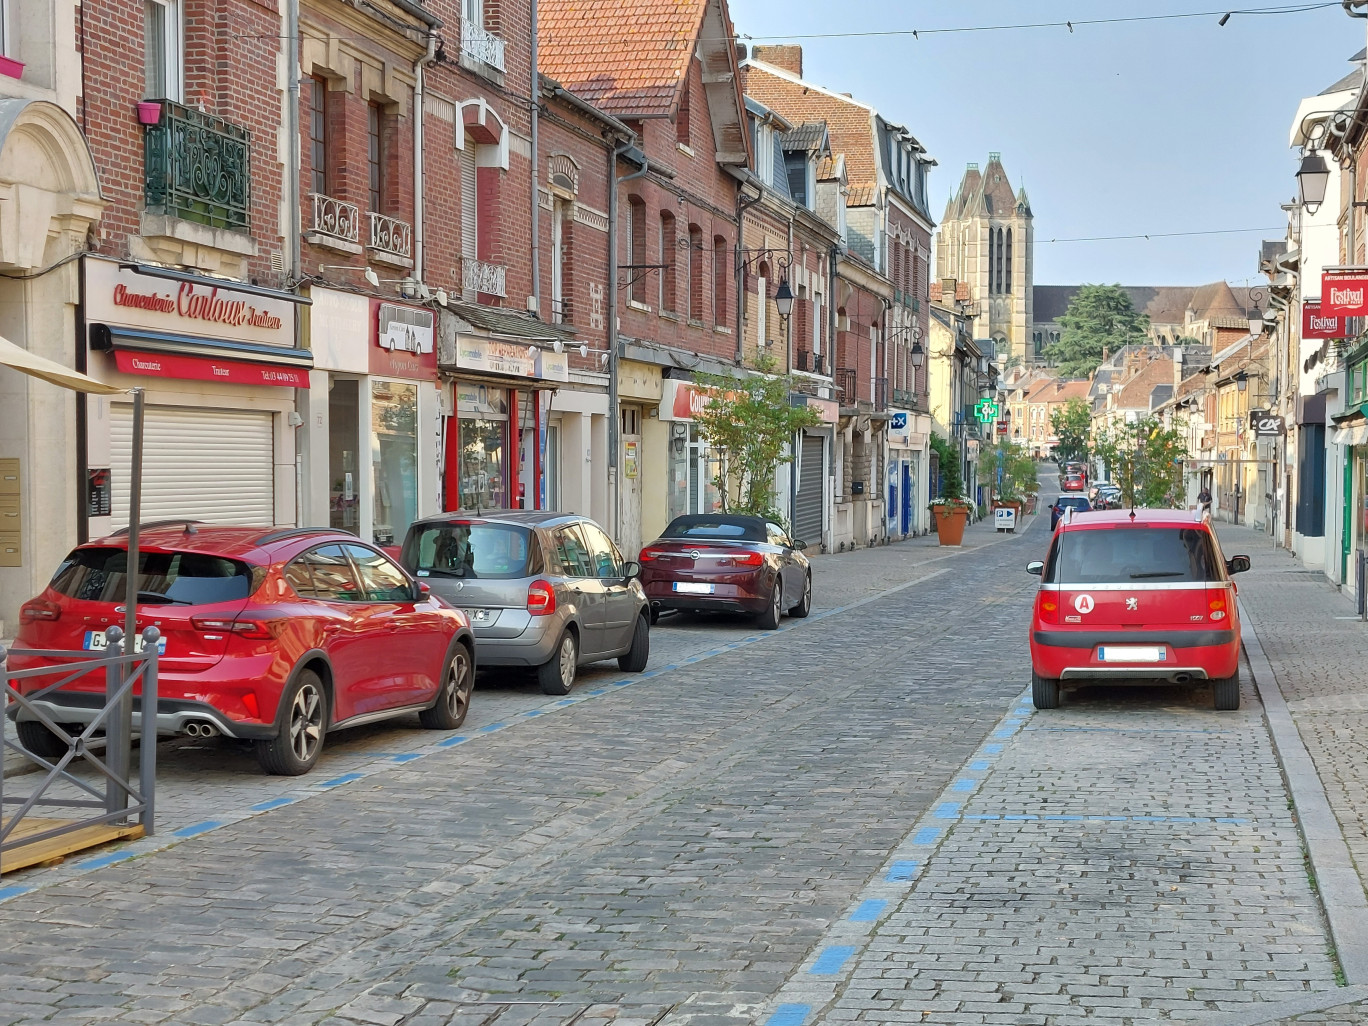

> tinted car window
[303,545,366,602]
[662,517,766,541]
[580,523,623,578]
[283,560,317,598]
[49,547,256,605]
[1055,496,1092,511]
[346,544,413,602]
[405,521,534,580]
[766,523,790,547]
[1044,527,1221,585]
[550,525,595,577]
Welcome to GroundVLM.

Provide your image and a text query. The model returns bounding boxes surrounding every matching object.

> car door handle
[322,624,342,635]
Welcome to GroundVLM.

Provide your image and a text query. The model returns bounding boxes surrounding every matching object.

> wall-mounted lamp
[910,341,925,368]
[319,264,382,288]
[551,339,591,358]
[1297,151,1331,215]
[774,278,795,319]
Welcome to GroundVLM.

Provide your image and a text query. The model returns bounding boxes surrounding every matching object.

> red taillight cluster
[191,618,277,639]
[20,600,61,624]
[1036,593,1058,625]
[721,551,764,567]
[639,548,668,562]
[527,580,557,616]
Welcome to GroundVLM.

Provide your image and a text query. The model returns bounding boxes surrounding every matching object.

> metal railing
[836,367,858,407]
[463,256,508,298]
[875,376,888,411]
[309,193,360,244]
[462,18,506,71]
[550,297,572,324]
[143,100,250,231]
[369,212,413,261]
[2,627,160,870]
[892,387,913,408]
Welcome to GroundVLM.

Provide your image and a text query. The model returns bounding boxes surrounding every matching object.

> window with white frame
[464,0,483,28]
[144,0,182,101]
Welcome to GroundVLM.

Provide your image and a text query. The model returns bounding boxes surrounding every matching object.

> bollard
[139,626,160,835]
[104,625,129,818]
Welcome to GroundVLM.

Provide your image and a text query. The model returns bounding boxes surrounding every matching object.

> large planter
[931,504,970,546]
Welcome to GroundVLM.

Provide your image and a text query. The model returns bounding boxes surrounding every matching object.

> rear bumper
[471,617,562,667]
[651,595,770,615]
[643,573,770,615]
[1031,628,1239,683]
[9,693,276,740]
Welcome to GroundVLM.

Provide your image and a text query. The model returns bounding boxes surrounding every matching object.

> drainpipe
[530,0,541,316]
[286,0,301,280]
[827,246,838,376]
[409,13,441,282]
[607,141,649,542]
[735,185,761,364]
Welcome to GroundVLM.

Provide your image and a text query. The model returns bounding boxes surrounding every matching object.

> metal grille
[143,100,250,230]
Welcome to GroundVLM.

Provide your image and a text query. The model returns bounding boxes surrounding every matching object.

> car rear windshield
[1044,527,1222,585]
[404,522,539,580]
[1056,497,1092,509]
[661,518,766,541]
[49,547,259,605]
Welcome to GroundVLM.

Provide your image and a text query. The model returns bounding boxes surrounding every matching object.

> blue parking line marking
[809,945,857,975]
[1044,815,1083,821]
[969,760,990,771]
[992,728,1014,739]
[951,779,977,792]
[318,773,363,788]
[984,743,1004,754]
[436,735,469,747]
[851,899,888,922]
[522,710,543,717]
[77,850,136,870]
[912,827,940,845]
[934,802,961,819]
[584,689,608,695]
[478,723,505,732]
[613,679,634,686]
[886,860,919,881]
[390,753,424,763]
[765,1004,810,1026]
[250,796,296,812]
[172,820,223,838]
[556,699,577,706]
[0,886,32,901]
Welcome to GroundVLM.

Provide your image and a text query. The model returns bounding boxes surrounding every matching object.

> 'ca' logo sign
[1073,594,1095,614]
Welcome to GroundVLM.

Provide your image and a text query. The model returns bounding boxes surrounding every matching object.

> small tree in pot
[929,432,972,545]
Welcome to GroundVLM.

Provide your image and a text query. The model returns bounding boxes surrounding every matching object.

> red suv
[7,524,474,775]
[1026,508,1249,711]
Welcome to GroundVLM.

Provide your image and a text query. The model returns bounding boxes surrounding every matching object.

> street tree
[980,441,1039,502]
[1050,398,1093,465]
[693,358,820,524]
[1044,284,1150,377]
[1093,415,1187,508]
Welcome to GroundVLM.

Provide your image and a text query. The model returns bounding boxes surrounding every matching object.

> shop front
[791,395,838,552]
[659,377,724,526]
[82,258,310,537]
[886,408,930,539]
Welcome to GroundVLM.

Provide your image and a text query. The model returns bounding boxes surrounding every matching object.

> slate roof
[783,122,829,153]
[1032,283,1263,328]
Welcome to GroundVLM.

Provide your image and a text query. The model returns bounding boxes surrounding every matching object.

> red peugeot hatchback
[1026,508,1249,711]
[7,523,474,775]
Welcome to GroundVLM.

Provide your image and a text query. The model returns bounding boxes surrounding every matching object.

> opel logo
[689,549,701,559]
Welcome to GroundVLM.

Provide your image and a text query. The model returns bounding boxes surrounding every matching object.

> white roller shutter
[110,404,276,528]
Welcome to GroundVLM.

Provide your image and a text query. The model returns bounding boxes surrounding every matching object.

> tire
[755,581,783,630]
[649,605,660,626]
[1213,672,1241,711]
[254,670,327,776]
[420,643,474,729]
[17,720,74,760]
[788,573,812,618]
[1032,671,1060,710]
[618,614,650,673]
[538,629,578,696]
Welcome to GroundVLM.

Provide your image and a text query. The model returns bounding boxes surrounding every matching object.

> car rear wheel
[788,573,812,618]
[539,629,578,695]
[1031,671,1060,710]
[756,582,783,630]
[255,670,327,776]
[17,720,77,760]
[420,645,473,729]
[1212,672,1240,711]
[618,614,650,673]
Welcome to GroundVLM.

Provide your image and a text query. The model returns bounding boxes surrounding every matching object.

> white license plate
[463,608,492,623]
[1097,645,1165,663]
[83,630,167,654]
[673,582,715,595]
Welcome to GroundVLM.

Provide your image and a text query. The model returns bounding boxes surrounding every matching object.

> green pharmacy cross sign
[973,398,1000,424]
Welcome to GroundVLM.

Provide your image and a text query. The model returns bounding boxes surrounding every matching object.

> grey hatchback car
[398,511,650,695]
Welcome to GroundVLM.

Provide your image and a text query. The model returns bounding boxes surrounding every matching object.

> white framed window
[464,0,483,28]
[144,0,182,102]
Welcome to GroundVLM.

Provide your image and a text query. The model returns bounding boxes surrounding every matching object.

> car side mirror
[794,539,808,551]
[415,581,432,600]
[1026,561,1044,576]
[622,560,642,580]
[1226,555,1251,575]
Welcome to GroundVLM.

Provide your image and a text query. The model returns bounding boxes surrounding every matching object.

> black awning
[89,324,314,368]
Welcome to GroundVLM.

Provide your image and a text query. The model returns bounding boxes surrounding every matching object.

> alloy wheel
[446,650,472,721]
[289,683,324,763]
[559,635,576,688]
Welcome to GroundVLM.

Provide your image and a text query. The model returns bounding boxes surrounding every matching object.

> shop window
[660,211,677,313]
[309,76,329,196]
[144,0,182,101]
[627,195,647,305]
[713,235,728,326]
[371,380,418,547]
[328,378,360,533]
[455,383,508,509]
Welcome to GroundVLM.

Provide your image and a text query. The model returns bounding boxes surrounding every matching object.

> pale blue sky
[728,0,1363,288]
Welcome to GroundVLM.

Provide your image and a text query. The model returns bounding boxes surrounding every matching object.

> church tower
[935,154,1035,368]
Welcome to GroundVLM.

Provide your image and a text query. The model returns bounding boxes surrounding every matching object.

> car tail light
[717,551,764,567]
[191,618,278,639]
[1036,593,1058,625]
[527,580,557,616]
[20,600,61,624]
[639,548,668,562]
[1206,589,1228,622]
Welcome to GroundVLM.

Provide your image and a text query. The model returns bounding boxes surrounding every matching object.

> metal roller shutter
[793,434,824,547]
[110,404,276,528]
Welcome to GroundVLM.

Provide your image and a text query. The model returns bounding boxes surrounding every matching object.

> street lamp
[774,278,794,319]
[910,341,925,368]
[1234,370,1249,392]
[1297,151,1331,215]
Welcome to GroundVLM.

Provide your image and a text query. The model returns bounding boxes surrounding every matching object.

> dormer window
[753,122,775,183]
[784,151,813,209]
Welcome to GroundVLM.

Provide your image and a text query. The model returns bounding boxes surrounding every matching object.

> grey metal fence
[1,626,160,868]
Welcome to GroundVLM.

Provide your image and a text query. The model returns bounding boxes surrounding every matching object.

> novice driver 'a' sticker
[1073,593,1095,614]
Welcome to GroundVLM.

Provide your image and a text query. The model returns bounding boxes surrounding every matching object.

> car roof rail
[254,526,344,546]
[1063,505,1075,526]
[110,519,206,537]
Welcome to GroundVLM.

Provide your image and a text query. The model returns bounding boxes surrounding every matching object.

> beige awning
[0,333,124,394]
[1338,423,1368,447]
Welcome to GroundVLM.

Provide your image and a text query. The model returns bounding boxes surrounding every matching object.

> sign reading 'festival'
[1322,269,1368,319]
[1302,301,1345,340]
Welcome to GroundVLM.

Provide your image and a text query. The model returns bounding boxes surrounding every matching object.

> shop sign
[85,260,295,348]
[112,349,309,388]
[537,349,570,383]
[86,468,112,517]
[1250,410,1287,436]
[1322,269,1368,318]
[1302,301,1345,340]
[887,410,912,446]
[377,304,434,354]
[660,378,711,421]
[804,396,839,424]
[453,335,539,378]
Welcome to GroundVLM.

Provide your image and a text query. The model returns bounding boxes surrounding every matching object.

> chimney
[753,45,803,77]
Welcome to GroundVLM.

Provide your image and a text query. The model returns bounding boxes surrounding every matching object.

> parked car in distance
[638,514,812,629]
[8,524,475,775]
[1025,508,1250,711]
[399,511,650,696]
[1050,494,1094,530]
[1061,472,1087,492]
[1059,461,1088,489]
[1092,484,1123,510]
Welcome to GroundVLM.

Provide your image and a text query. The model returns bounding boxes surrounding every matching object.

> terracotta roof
[846,184,877,206]
[539,0,705,117]
[743,61,877,187]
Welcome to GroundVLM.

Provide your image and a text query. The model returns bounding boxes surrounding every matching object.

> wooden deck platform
[1,817,144,874]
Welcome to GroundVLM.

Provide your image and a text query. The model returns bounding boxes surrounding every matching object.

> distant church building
[935,154,1035,368]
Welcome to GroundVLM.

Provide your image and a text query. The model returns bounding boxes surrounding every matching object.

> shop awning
[443,301,574,343]
[0,333,124,394]
[1337,422,1368,447]
[110,349,308,388]
[92,325,314,369]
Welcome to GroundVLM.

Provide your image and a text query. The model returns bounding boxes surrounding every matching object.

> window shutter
[460,145,478,259]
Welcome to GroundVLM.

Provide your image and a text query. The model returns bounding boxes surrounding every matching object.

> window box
[0,56,26,80]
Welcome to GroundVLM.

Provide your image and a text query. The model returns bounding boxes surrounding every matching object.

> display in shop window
[86,468,112,518]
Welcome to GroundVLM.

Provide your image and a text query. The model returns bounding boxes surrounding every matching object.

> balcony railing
[309,193,360,244]
[463,256,507,298]
[369,212,412,261]
[836,367,857,407]
[875,376,888,412]
[892,387,913,408]
[550,297,572,324]
[143,99,250,231]
[462,19,506,72]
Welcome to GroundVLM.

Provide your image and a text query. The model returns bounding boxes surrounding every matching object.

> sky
[726,0,1365,288]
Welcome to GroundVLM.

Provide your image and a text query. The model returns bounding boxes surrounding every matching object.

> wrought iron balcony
[550,297,572,324]
[309,193,360,245]
[143,100,250,231]
[836,367,858,407]
[462,256,507,298]
[875,376,888,412]
[892,387,913,408]
[368,212,412,262]
[462,19,506,72]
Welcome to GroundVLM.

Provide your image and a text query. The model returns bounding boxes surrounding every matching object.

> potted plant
[930,433,972,546]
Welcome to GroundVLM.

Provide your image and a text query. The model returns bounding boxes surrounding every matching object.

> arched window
[659,211,677,313]
[713,235,728,326]
[627,195,647,305]
[995,228,1005,295]
[1005,228,1013,294]
[987,229,995,295]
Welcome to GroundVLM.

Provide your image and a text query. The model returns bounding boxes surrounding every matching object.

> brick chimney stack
[753,45,803,77]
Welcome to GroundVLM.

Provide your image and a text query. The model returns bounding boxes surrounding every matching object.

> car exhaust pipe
[183,721,220,738]
[1173,673,1192,684]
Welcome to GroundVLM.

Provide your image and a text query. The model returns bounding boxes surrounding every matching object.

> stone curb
[1176,983,1368,1026]
[1239,600,1368,987]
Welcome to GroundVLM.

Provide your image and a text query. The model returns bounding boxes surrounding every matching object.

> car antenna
[184,521,197,535]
